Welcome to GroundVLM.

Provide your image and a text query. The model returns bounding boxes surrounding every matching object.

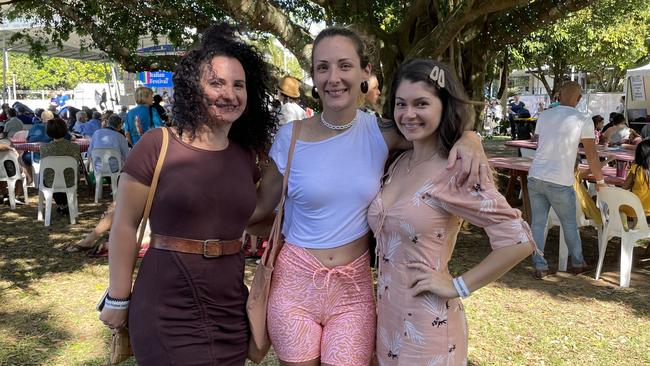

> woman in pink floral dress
[368,59,536,366]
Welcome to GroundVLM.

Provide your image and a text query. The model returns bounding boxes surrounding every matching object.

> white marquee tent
[624,62,650,127]
[1,9,175,107]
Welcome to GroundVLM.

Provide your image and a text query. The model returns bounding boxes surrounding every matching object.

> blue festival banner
[139,71,174,88]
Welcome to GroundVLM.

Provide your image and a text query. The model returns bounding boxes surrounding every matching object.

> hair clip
[429,66,445,89]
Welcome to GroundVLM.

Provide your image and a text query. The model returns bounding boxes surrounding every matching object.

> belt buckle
[203,239,222,258]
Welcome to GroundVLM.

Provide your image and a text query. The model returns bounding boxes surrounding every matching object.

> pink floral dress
[368,154,534,366]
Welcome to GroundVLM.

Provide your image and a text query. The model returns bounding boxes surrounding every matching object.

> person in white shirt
[615,95,625,114]
[528,81,607,279]
[276,75,307,125]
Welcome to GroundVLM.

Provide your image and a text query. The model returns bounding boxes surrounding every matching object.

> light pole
[2,33,8,104]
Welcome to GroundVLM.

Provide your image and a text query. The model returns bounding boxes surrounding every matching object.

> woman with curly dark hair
[99,23,276,365]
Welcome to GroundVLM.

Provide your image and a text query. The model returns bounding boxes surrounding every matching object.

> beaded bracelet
[107,294,130,302]
[104,294,130,310]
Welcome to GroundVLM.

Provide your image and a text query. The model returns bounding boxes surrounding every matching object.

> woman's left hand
[407,262,458,299]
[447,131,490,189]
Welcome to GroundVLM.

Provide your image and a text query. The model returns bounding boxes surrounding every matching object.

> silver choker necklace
[320,112,358,130]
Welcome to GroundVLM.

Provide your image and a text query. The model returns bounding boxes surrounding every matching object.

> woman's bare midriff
[306,233,371,268]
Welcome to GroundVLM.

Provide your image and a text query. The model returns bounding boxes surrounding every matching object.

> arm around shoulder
[378,117,411,151]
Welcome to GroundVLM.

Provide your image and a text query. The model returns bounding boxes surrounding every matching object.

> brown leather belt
[150,233,242,258]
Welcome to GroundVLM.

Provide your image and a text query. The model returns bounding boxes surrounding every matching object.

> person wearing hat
[277,75,307,125]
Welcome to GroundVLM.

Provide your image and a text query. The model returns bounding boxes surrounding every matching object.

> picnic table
[489,156,624,222]
[504,139,635,178]
[504,139,635,162]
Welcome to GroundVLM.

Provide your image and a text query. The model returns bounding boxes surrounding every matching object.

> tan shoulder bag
[246,121,301,363]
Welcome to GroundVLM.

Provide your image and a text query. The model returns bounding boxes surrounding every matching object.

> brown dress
[122,128,259,366]
[367,153,534,366]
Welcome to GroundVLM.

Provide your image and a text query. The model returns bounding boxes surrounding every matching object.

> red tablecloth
[504,140,537,150]
[488,156,625,186]
[504,139,635,162]
[9,136,27,144]
[12,139,91,153]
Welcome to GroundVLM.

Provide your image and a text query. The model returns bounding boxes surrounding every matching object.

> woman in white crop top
[247,27,489,366]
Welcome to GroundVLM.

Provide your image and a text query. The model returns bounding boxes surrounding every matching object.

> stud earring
[360,80,369,94]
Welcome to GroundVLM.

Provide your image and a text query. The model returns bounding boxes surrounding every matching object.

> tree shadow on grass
[75,356,137,366]
[0,307,71,365]
[0,184,110,290]
[451,223,650,318]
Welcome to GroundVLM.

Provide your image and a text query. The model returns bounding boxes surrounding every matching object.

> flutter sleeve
[422,165,535,252]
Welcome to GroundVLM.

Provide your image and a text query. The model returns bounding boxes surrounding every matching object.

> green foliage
[514,0,650,92]
[252,37,305,80]
[374,1,408,32]
[273,0,325,24]
[3,53,110,90]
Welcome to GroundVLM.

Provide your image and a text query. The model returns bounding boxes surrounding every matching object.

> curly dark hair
[172,23,276,152]
[389,59,474,157]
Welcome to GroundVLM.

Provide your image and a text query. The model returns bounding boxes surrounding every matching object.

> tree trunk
[529,70,552,96]
[496,50,509,99]
[462,33,489,130]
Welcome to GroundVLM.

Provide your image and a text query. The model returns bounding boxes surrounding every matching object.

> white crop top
[269,110,389,249]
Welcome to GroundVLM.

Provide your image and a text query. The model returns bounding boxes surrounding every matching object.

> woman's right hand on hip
[100,308,128,330]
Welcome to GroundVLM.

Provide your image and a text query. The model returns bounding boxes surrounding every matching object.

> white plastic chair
[596,187,650,287]
[90,148,123,203]
[543,198,601,272]
[37,156,78,226]
[0,150,28,209]
[29,151,41,189]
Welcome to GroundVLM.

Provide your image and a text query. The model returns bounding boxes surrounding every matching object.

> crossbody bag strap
[282,121,302,197]
[136,127,170,246]
[263,122,301,266]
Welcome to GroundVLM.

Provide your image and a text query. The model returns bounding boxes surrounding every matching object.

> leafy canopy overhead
[3,1,593,68]
[3,0,604,106]
[512,0,650,93]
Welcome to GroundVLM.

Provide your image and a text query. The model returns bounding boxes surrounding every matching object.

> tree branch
[0,0,30,5]
[217,0,314,71]
[44,1,183,72]
[486,0,596,50]
[406,0,535,60]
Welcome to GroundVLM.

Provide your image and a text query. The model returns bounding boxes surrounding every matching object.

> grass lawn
[1,150,649,365]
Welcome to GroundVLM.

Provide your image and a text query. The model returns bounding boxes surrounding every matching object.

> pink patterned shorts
[267,243,376,365]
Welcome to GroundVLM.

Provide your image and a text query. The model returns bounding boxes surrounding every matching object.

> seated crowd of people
[0,86,167,213]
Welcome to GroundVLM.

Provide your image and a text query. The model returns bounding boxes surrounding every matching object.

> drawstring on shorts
[312,265,361,293]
